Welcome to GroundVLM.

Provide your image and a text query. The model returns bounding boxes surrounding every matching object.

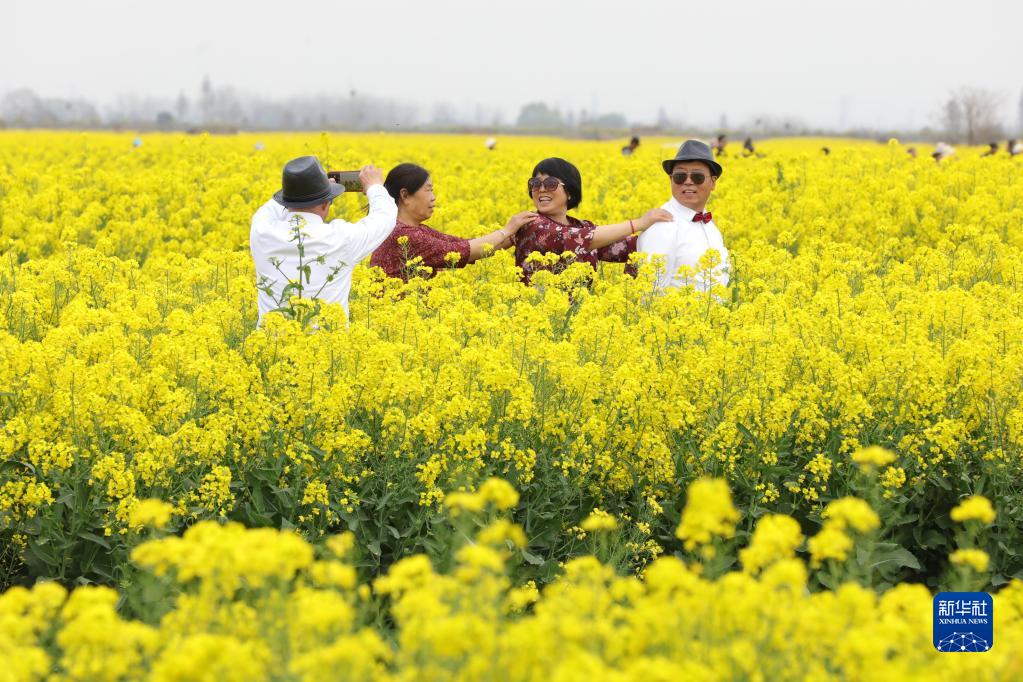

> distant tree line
[0,78,424,133]
[1,78,1020,144]
[0,83,843,139]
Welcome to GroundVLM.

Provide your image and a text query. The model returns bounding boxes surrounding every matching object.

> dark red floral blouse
[513,214,638,284]
[370,222,472,281]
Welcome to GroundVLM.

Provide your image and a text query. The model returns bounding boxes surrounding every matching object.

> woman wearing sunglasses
[514,157,672,284]
[637,139,730,293]
[371,163,538,281]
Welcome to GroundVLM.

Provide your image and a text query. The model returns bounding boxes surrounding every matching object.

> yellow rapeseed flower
[950,549,990,572]
[740,514,803,574]
[580,508,619,532]
[675,478,741,551]
[951,496,996,524]
[851,446,896,472]
[128,499,174,531]
[821,497,880,534]
[478,478,520,511]
[476,520,528,548]
[808,523,853,567]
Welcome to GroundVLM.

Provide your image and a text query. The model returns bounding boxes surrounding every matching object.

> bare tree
[959,87,1003,144]
[656,106,673,129]
[1018,88,1023,135]
[199,76,215,125]
[0,89,54,126]
[175,92,190,125]
[941,87,1003,144]
[941,97,963,140]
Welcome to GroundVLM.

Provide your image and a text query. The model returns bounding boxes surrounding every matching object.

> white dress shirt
[637,198,730,293]
[250,184,397,324]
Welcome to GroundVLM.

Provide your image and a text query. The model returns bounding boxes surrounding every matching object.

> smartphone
[327,170,363,193]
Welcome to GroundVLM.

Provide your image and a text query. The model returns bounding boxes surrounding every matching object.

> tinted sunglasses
[528,177,565,193]
[671,171,708,186]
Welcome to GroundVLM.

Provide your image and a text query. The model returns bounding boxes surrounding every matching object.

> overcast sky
[4,0,1022,130]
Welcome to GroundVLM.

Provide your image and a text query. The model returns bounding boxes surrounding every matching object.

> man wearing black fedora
[250,156,397,324]
[637,139,730,293]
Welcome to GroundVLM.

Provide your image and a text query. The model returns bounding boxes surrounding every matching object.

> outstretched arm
[588,208,674,250]
[467,211,538,261]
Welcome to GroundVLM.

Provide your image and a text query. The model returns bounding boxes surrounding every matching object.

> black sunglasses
[528,177,564,193]
[671,171,708,186]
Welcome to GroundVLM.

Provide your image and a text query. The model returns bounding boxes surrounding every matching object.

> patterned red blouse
[370,222,472,281]
[513,214,638,284]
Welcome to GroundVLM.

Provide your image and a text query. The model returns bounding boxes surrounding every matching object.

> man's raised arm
[336,165,398,262]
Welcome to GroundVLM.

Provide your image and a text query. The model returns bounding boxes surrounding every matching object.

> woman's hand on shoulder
[505,211,539,234]
[636,208,674,231]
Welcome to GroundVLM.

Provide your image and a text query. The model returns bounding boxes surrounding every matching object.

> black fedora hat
[661,140,723,177]
[274,156,345,209]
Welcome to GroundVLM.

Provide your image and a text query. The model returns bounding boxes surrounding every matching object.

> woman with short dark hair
[371,163,536,281]
[513,157,671,284]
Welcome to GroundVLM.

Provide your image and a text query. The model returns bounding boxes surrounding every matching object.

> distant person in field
[370,163,537,281]
[514,157,671,284]
[742,137,756,157]
[932,142,955,162]
[712,134,727,156]
[621,136,641,156]
[821,146,831,156]
[1009,139,1022,156]
[250,156,397,325]
[981,142,999,157]
[638,140,730,293]
[907,147,918,159]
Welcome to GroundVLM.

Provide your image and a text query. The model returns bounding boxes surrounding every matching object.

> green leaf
[872,545,920,571]
[736,423,758,446]
[250,481,266,512]
[521,549,545,566]
[340,510,360,532]
[914,528,947,549]
[77,531,111,550]
[26,540,59,570]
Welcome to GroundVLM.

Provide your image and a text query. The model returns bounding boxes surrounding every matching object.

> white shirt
[250,184,397,324]
[637,198,730,293]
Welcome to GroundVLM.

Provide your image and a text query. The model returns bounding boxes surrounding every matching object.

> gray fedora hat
[661,140,723,177]
[274,155,345,209]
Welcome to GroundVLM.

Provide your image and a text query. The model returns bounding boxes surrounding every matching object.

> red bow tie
[692,212,712,224]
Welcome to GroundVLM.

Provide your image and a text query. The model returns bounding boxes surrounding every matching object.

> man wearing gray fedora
[250,156,397,325]
[638,140,730,293]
